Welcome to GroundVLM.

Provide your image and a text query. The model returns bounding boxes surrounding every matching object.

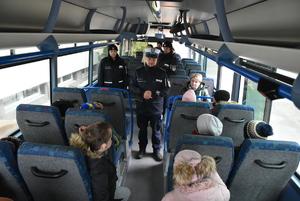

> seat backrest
[128,60,143,68]
[166,101,211,152]
[16,104,68,145]
[168,75,190,98]
[174,69,186,76]
[53,87,87,106]
[166,134,234,191]
[0,141,33,201]
[90,89,128,138]
[227,139,300,201]
[18,142,92,201]
[215,104,254,147]
[202,77,214,97]
[185,64,202,75]
[64,108,110,140]
[189,70,206,77]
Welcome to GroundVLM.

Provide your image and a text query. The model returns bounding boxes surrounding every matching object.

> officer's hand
[144,90,152,99]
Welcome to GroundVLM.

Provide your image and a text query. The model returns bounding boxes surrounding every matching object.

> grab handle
[25,120,49,127]
[31,166,68,178]
[224,117,245,123]
[254,160,287,169]
[180,114,198,120]
[214,156,222,163]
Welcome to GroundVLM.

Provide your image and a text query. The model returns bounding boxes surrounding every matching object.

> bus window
[206,58,218,87]
[243,79,266,120]
[57,51,89,88]
[0,60,50,138]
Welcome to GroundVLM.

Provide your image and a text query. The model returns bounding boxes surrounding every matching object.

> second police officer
[130,48,170,161]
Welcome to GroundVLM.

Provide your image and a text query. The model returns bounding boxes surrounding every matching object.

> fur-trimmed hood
[69,133,103,159]
[175,178,214,194]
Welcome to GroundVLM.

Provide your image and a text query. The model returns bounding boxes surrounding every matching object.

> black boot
[153,151,163,161]
[136,149,145,159]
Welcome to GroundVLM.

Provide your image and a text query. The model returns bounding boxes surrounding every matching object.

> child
[52,99,75,119]
[211,90,237,115]
[69,122,130,201]
[192,114,223,136]
[162,150,230,201]
[80,101,104,110]
[182,89,196,102]
[180,73,210,102]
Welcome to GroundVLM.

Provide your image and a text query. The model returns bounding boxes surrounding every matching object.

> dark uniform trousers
[136,113,162,152]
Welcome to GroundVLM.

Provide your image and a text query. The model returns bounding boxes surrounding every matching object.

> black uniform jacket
[157,52,178,77]
[130,65,170,116]
[98,54,128,89]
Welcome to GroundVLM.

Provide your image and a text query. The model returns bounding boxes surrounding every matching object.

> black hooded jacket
[157,52,178,77]
[98,54,128,89]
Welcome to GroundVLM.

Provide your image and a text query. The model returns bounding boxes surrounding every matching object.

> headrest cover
[182,90,196,102]
[214,90,230,102]
[108,44,118,51]
[244,120,274,139]
[145,48,160,58]
[197,114,223,136]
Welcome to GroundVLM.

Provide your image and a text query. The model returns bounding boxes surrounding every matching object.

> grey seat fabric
[168,75,190,98]
[166,101,211,152]
[53,87,87,106]
[202,77,214,97]
[215,104,254,147]
[165,134,234,192]
[16,104,68,145]
[227,139,300,201]
[0,141,33,201]
[64,108,109,140]
[18,142,92,201]
[185,64,202,75]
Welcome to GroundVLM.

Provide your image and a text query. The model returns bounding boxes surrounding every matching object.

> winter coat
[69,133,117,201]
[158,52,178,77]
[162,172,230,201]
[180,81,210,102]
[98,54,128,89]
[130,64,170,116]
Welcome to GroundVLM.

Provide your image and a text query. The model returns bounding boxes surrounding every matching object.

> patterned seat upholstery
[164,134,234,192]
[53,87,87,106]
[18,142,92,201]
[168,75,190,98]
[215,104,254,147]
[227,139,300,201]
[16,104,68,145]
[165,101,211,152]
[0,141,33,201]
[202,77,215,97]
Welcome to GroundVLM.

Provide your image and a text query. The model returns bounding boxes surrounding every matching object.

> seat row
[163,134,300,201]
[0,140,94,201]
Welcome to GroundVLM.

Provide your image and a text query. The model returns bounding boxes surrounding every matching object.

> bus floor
[123,114,165,201]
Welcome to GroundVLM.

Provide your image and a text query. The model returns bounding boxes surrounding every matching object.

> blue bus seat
[165,101,211,153]
[215,104,254,147]
[168,75,190,99]
[128,60,143,68]
[188,70,206,77]
[90,89,130,160]
[64,108,122,166]
[16,104,68,146]
[174,69,186,76]
[227,139,300,201]
[185,64,202,76]
[164,134,234,192]
[0,141,33,201]
[53,87,87,106]
[202,77,215,97]
[18,142,92,201]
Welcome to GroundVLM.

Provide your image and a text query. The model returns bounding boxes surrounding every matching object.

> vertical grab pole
[215,0,234,42]
[42,0,62,33]
[117,7,127,33]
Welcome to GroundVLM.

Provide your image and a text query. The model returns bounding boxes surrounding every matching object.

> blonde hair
[173,155,216,186]
[189,73,203,82]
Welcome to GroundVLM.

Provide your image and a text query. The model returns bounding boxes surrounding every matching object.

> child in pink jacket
[162,150,230,201]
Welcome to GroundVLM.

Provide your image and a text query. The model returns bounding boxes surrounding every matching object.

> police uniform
[130,48,170,159]
[98,44,128,89]
[158,41,178,77]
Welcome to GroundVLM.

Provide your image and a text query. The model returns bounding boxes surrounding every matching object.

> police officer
[98,44,128,89]
[130,48,170,161]
[157,41,178,77]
